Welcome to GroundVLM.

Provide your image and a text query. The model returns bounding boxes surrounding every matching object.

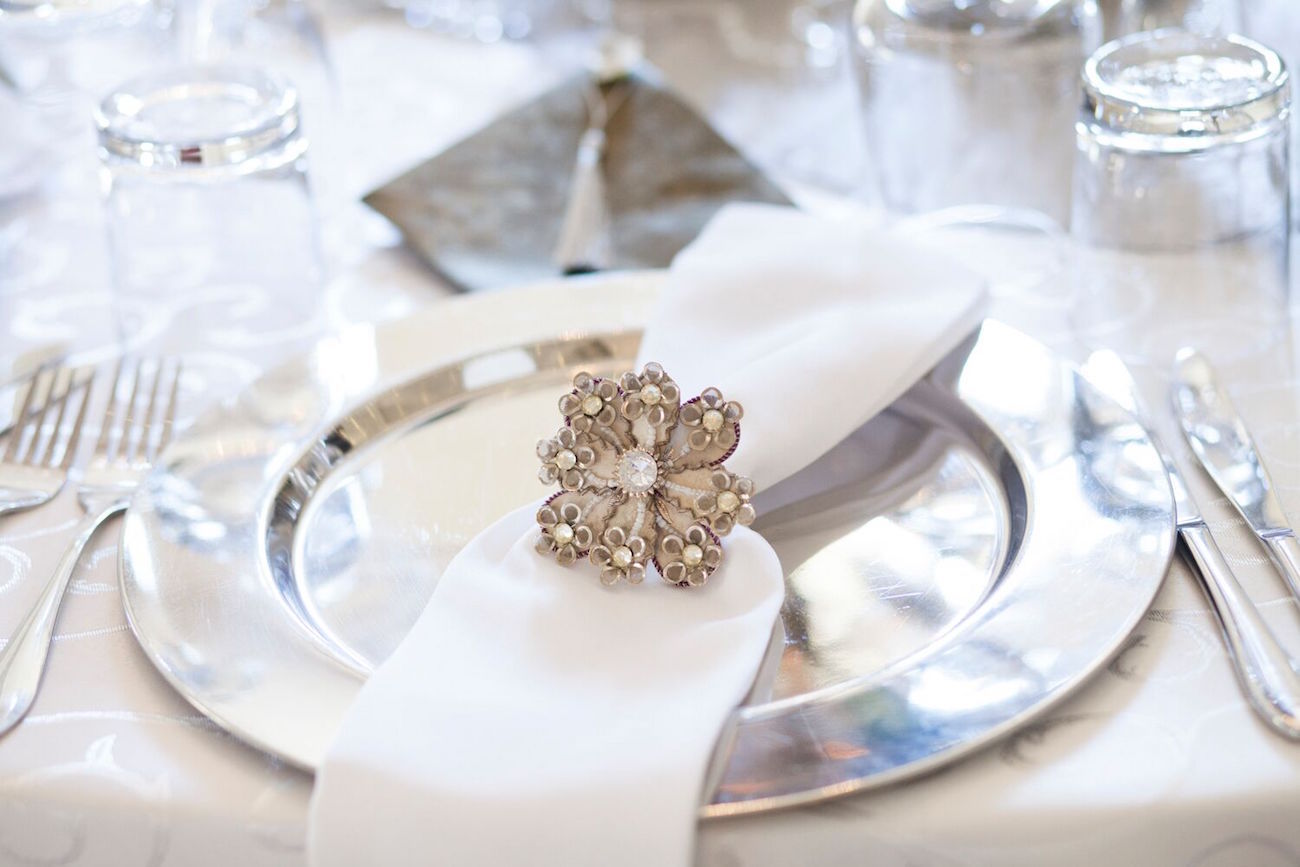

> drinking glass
[170,0,343,249]
[1113,0,1241,36]
[0,0,164,195]
[96,65,324,394]
[1071,30,1291,368]
[393,0,553,41]
[852,0,1102,223]
[1244,2,1300,229]
[0,0,156,102]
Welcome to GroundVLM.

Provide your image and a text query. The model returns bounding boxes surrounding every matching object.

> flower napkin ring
[535,363,756,587]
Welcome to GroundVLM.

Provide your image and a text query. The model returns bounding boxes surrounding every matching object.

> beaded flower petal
[535,363,755,587]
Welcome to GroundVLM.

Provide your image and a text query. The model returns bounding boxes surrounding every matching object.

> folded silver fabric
[363,72,792,291]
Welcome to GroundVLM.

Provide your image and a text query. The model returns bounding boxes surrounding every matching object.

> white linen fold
[308,204,987,867]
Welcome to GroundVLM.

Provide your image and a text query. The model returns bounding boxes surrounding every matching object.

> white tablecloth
[2,6,1300,865]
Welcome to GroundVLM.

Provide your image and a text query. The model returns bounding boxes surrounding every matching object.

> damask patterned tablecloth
[2,9,1300,867]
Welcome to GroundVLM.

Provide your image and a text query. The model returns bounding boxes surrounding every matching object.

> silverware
[1,343,67,389]
[0,343,68,438]
[0,358,181,735]
[0,365,95,518]
[1083,350,1300,740]
[1172,347,1300,604]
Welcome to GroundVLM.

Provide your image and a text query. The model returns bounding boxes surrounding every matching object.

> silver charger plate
[120,271,1175,816]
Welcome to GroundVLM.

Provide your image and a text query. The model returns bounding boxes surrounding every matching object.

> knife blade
[1172,347,1300,604]
[1083,350,1300,739]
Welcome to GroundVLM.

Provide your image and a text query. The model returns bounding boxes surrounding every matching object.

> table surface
[2,5,1300,866]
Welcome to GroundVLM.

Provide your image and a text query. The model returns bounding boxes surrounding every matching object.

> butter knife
[1084,350,1300,739]
[1172,348,1300,604]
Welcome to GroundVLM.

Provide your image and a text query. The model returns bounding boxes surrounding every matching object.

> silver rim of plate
[119,271,1175,817]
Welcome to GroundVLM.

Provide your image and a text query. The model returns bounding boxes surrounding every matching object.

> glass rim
[855,0,1090,50]
[0,0,150,30]
[95,65,302,170]
[0,0,147,15]
[1081,29,1290,141]
[0,0,144,11]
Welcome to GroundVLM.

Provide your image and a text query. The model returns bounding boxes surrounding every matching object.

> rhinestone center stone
[617,449,659,494]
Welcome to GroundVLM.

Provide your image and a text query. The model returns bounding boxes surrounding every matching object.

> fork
[0,364,95,517]
[0,358,182,735]
[0,342,69,438]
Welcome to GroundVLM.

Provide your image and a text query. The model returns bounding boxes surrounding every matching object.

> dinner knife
[1083,350,1300,739]
[1172,348,1300,604]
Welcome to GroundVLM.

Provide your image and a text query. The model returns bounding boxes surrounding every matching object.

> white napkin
[308,205,987,866]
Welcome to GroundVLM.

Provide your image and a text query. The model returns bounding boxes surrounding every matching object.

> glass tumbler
[852,0,1102,224]
[0,0,163,196]
[1071,30,1290,366]
[1113,0,1242,37]
[1243,2,1300,229]
[96,65,324,393]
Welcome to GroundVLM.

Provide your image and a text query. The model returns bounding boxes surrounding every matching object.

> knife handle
[1179,524,1300,739]
[1262,532,1300,603]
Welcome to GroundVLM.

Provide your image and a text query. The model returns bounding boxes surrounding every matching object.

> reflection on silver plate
[119,272,1175,816]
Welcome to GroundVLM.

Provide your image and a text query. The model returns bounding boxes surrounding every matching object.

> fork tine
[57,368,96,470]
[156,361,182,456]
[26,366,73,468]
[3,364,51,463]
[121,359,147,465]
[136,359,165,464]
[93,359,126,461]
[149,360,182,460]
